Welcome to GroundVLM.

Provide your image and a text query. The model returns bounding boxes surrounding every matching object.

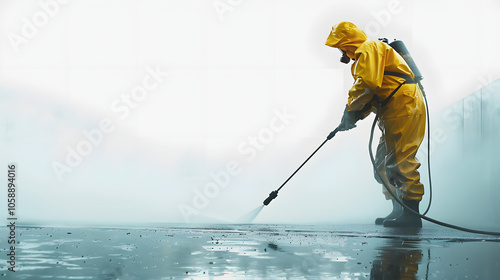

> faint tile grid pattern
[51,66,170,182]
[179,106,295,222]
[7,0,70,53]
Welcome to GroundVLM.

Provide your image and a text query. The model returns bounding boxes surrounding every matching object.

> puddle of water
[1,224,499,279]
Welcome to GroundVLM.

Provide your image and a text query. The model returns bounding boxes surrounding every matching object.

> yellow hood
[325,22,368,49]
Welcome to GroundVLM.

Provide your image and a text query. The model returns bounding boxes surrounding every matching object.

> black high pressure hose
[420,82,432,216]
[370,84,500,236]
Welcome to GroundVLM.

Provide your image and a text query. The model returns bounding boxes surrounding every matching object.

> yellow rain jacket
[325,22,426,201]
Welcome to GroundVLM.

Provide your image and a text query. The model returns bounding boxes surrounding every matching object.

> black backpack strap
[384,71,416,84]
[380,81,406,107]
[379,71,416,107]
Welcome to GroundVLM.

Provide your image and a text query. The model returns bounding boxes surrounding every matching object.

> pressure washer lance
[263,128,339,206]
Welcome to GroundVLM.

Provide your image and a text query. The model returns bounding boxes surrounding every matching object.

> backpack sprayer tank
[380,38,423,83]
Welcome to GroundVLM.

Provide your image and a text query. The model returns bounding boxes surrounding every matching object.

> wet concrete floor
[1,224,500,279]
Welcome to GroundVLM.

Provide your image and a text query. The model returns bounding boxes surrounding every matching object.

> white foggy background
[0,0,499,227]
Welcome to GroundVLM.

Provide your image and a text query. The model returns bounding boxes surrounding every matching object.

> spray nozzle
[263,190,278,206]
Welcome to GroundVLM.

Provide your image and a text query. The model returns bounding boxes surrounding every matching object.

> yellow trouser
[374,113,426,201]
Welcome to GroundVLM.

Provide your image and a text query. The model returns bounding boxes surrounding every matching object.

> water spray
[236,205,265,223]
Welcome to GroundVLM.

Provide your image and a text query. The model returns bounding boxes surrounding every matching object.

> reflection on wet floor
[371,239,423,279]
[1,224,499,279]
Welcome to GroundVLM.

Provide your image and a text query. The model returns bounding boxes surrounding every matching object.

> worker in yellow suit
[325,22,426,227]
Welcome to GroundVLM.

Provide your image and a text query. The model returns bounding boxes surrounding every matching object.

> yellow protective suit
[325,22,426,201]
